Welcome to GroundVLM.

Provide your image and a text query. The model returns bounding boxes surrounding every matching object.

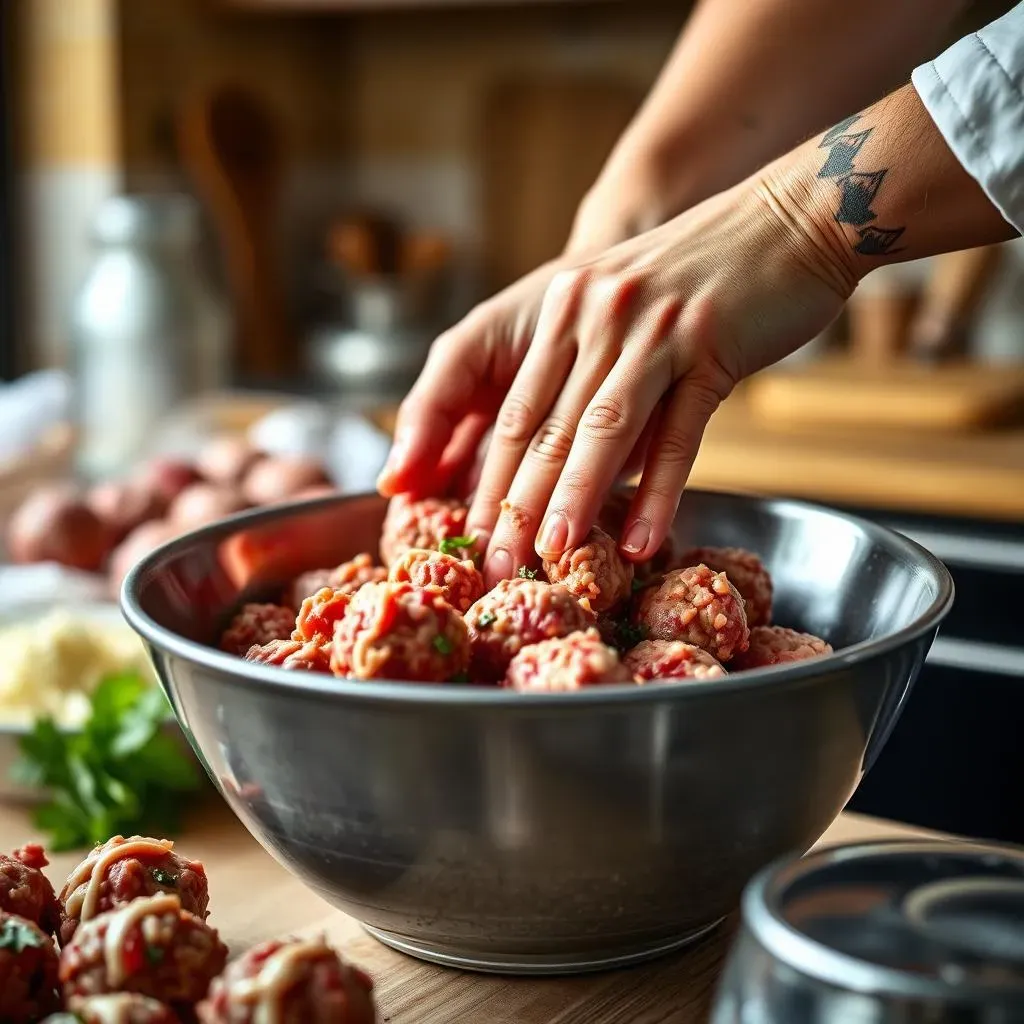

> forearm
[571,0,969,251]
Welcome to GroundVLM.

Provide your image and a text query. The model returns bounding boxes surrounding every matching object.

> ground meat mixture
[220,605,295,658]
[379,496,471,566]
[465,578,594,681]
[732,625,833,671]
[542,526,633,613]
[55,993,181,1023]
[633,564,750,663]
[676,546,773,628]
[284,554,386,611]
[59,837,209,948]
[0,844,61,937]
[504,629,633,692]
[625,640,728,682]
[388,548,484,613]
[332,581,469,682]
[0,911,61,1022]
[198,937,376,1024]
[244,638,332,673]
[293,588,352,645]
[59,894,227,1007]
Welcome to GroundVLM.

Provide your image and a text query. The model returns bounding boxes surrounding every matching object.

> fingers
[434,413,493,499]
[622,374,725,561]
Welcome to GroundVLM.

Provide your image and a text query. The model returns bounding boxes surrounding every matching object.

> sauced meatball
[294,588,352,645]
[676,546,773,627]
[388,548,484,613]
[0,911,61,1022]
[244,638,332,673]
[732,625,833,671]
[51,993,181,1023]
[379,496,470,566]
[198,937,376,1024]
[596,493,679,582]
[332,581,469,682]
[625,640,727,682]
[465,578,594,681]
[284,554,386,611]
[542,526,633,613]
[220,604,295,658]
[60,894,227,1007]
[504,629,633,692]
[633,564,749,663]
[0,845,60,936]
[59,837,209,948]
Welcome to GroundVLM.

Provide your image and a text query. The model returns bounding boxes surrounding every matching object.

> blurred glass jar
[70,194,230,479]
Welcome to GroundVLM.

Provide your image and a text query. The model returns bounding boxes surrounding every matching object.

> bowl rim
[120,488,954,707]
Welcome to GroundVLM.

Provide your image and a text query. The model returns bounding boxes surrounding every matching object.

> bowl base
[363,917,725,976]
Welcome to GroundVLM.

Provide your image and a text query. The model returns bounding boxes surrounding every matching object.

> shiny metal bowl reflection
[121,489,952,975]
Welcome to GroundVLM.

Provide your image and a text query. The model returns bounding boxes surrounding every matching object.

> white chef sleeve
[911,1,1024,234]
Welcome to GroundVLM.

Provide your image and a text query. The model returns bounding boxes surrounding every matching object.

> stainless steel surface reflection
[121,490,952,975]
[712,841,1024,1023]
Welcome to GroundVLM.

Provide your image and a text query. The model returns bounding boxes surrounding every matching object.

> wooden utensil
[178,83,290,379]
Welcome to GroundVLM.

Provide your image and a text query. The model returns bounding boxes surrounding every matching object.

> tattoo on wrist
[816,114,905,257]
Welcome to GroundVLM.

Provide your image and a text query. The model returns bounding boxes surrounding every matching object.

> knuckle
[529,415,576,464]
[495,394,536,445]
[549,267,588,300]
[582,396,632,440]
[656,428,694,467]
[497,500,534,538]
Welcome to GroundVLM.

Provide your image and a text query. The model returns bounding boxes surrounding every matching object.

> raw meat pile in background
[220,493,833,690]
[3,435,336,597]
[0,833,377,1023]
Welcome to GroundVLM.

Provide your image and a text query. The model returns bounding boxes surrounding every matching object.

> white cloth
[912,2,1024,234]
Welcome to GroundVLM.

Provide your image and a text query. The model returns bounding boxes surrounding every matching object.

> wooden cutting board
[479,74,644,293]
[747,356,1024,432]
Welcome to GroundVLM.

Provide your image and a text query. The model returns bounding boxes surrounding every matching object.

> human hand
[466,170,858,587]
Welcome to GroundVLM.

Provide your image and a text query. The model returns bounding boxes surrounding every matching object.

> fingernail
[537,512,568,558]
[486,548,513,582]
[622,520,650,555]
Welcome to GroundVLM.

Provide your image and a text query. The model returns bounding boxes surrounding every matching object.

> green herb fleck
[145,944,165,965]
[439,536,476,556]
[517,566,538,580]
[12,673,204,853]
[475,612,497,630]
[603,617,648,654]
[432,634,453,655]
[631,577,646,593]
[0,917,44,952]
[152,868,177,887]
[448,671,471,683]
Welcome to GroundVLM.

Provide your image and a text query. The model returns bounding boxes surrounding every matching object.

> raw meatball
[244,638,332,673]
[285,554,386,611]
[197,937,376,1024]
[242,457,331,507]
[138,458,202,505]
[0,845,60,937]
[505,629,632,692]
[732,625,833,671]
[6,485,115,572]
[294,588,352,645]
[220,604,295,657]
[388,548,484,613]
[625,640,727,682]
[87,481,166,543]
[633,564,750,663]
[676,546,773,628]
[196,437,263,487]
[55,994,181,1023]
[379,496,471,566]
[108,521,178,594]
[465,578,593,681]
[332,581,469,682]
[59,837,209,948]
[59,894,227,1006]
[597,492,679,582]
[169,484,249,530]
[542,526,633,613]
[0,911,61,1022]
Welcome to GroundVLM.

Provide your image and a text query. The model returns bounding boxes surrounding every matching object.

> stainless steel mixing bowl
[121,490,953,975]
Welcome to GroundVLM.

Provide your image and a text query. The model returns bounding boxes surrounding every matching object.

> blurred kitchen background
[1,1,1023,840]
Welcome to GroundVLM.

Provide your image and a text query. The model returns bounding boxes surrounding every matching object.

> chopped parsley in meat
[604,617,648,654]
[432,634,453,655]
[475,612,496,630]
[439,536,477,556]
[517,567,538,580]
[0,917,45,952]
[448,671,471,683]
[151,868,177,887]
[631,577,647,593]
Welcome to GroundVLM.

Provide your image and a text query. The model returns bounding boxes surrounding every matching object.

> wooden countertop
[0,801,938,1022]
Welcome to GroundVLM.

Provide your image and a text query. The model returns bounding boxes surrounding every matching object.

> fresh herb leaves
[152,867,177,887]
[0,917,45,952]
[13,673,203,852]
[602,617,648,654]
[439,536,477,556]
[432,635,453,655]
[475,612,497,630]
[517,567,538,580]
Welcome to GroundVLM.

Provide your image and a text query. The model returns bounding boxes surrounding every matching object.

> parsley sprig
[12,673,203,851]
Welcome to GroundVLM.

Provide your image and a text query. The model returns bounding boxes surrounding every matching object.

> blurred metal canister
[70,193,229,478]
[711,840,1024,1023]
